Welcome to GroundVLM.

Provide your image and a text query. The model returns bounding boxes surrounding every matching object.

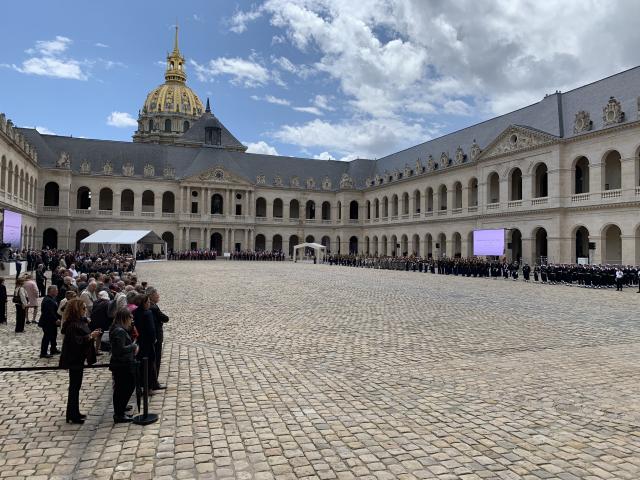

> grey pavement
[0,261,639,479]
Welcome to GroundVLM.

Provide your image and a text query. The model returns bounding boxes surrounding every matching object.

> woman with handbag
[109,308,139,423]
[13,277,28,332]
[59,298,101,424]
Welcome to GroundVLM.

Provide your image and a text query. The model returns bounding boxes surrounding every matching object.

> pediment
[479,125,558,160]
[186,165,251,185]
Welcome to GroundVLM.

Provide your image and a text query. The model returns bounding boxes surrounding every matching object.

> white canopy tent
[80,230,166,259]
[292,242,327,263]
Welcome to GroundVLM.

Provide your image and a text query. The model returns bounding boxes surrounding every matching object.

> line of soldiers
[168,249,218,261]
[323,254,640,289]
[230,250,286,261]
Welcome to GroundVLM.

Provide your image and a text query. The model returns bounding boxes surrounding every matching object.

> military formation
[323,254,640,290]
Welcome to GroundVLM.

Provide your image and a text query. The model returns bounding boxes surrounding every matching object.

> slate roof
[18,65,640,191]
[177,110,246,150]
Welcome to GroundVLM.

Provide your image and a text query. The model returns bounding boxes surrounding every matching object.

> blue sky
[2,0,639,160]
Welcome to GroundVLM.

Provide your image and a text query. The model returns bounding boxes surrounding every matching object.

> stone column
[461,186,469,210]
[621,157,635,193]
[230,189,235,216]
[499,179,508,205]
[113,192,121,215]
[177,227,183,251]
[622,234,635,265]
[185,227,191,249]
[244,229,248,249]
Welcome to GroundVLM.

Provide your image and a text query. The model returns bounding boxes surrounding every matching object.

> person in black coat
[89,292,111,356]
[132,294,157,395]
[0,278,6,324]
[147,286,168,390]
[109,308,138,423]
[59,298,101,424]
[38,285,60,358]
[36,264,47,297]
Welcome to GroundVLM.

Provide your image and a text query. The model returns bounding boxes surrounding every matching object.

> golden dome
[142,82,204,116]
[140,25,204,117]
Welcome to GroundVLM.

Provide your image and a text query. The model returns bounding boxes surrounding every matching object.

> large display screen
[473,229,505,256]
[2,210,22,248]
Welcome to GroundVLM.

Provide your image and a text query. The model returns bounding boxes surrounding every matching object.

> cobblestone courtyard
[1,261,639,480]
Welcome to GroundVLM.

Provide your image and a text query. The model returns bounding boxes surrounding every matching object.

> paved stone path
[1,261,639,479]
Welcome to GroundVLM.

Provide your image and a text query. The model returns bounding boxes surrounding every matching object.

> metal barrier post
[132,357,158,425]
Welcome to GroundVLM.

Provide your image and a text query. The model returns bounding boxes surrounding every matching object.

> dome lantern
[134,25,204,144]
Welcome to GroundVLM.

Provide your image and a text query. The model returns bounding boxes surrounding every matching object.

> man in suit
[147,286,168,390]
[38,285,61,358]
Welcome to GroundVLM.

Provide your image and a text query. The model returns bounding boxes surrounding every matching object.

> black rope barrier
[0,364,111,372]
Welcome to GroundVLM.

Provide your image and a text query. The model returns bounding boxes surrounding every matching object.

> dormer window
[205,126,222,145]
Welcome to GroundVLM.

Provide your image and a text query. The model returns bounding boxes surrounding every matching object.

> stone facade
[3,35,640,266]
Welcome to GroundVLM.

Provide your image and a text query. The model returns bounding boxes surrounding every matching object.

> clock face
[214,170,224,180]
[576,118,584,129]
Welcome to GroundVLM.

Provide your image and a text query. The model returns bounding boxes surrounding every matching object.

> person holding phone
[109,308,139,423]
[59,298,101,424]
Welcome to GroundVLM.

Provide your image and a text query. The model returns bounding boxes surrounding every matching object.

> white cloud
[272,35,285,45]
[229,6,263,33]
[313,151,335,160]
[94,42,109,48]
[313,95,334,111]
[250,0,640,120]
[190,57,271,87]
[245,140,279,156]
[106,111,138,128]
[35,126,56,135]
[265,95,291,106]
[293,106,323,115]
[14,35,88,80]
[193,14,204,23]
[274,117,432,158]
[271,56,314,78]
[27,36,71,56]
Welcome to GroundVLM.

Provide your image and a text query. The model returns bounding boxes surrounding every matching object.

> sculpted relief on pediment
[480,126,557,159]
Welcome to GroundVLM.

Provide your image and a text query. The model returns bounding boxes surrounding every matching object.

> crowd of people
[323,254,640,291]
[168,249,218,261]
[2,248,169,424]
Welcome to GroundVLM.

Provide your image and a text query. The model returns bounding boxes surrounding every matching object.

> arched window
[164,119,172,132]
[121,189,134,212]
[533,163,548,198]
[162,232,174,251]
[321,201,331,220]
[211,193,224,214]
[273,234,283,251]
[7,161,12,194]
[289,199,299,219]
[44,182,60,206]
[438,185,448,210]
[349,200,359,220]
[99,188,113,210]
[77,186,91,210]
[413,190,421,213]
[148,119,154,131]
[453,182,462,209]
[42,228,58,249]
[401,192,409,215]
[162,191,175,213]
[374,199,380,218]
[574,157,590,194]
[142,190,155,212]
[603,150,621,190]
[273,198,283,218]
[391,194,399,216]
[510,169,523,200]
[382,197,388,217]
[349,236,358,254]
[75,229,90,251]
[305,200,315,219]
[468,178,478,207]
[183,121,190,132]
[256,197,267,217]
[487,172,500,203]
[255,234,266,251]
